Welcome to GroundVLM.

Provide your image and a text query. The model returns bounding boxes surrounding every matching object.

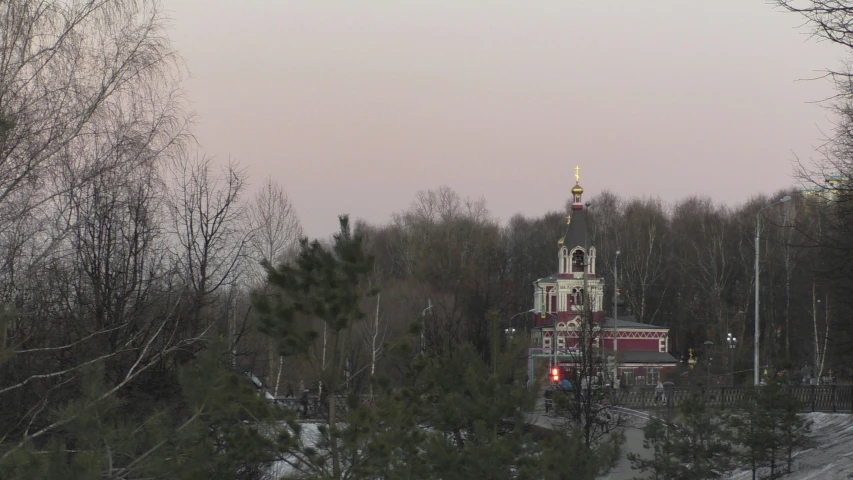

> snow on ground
[266,422,322,478]
[728,413,853,480]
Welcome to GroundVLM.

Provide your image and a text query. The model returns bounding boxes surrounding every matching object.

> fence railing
[612,385,853,413]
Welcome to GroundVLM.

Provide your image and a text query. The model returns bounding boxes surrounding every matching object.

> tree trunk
[371,293,380,392]
[785,272,791,363]
[330,329,342,479]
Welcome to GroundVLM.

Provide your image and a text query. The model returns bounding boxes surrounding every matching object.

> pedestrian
[286,384,294,397]
[655,379,664,404]
[300,389,309,417]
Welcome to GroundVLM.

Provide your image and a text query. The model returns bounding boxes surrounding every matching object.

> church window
[646,368,660,385]
[622,370,634,386]
[572,288,585,306]
[572,250,585,272]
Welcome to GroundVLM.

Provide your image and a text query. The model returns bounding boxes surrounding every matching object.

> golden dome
[557,236,565,246]
[571,183,584,195]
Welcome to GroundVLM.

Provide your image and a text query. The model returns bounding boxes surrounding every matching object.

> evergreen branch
[112,404,205,478]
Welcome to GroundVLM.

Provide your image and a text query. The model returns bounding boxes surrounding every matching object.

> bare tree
[167,154,249,304]
[0,0,189,219]
[243,178,303,390]
[618,198,670,324]
[673,198,733,340]
[0,0,197,457]
[246,177,303,286]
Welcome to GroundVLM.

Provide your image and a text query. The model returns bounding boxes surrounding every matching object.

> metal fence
[613,385,853,413]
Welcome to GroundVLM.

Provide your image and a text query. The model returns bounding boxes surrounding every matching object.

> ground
[531,398,853,480]
[727,412,853,480]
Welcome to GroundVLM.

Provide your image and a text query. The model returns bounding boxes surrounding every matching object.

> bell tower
[552,165,602,312]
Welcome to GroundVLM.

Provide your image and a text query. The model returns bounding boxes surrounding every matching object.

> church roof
[602,316,668,330]
[562,207,589,250]
[616,351,678,364]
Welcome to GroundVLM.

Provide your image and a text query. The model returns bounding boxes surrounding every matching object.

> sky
[165,1,845,238]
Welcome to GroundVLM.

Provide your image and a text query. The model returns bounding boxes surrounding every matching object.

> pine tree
[629,393,733,480]
[0,339,287,480]
[254,215,395,479]
[729,384,812,480]
[396,325,619,480]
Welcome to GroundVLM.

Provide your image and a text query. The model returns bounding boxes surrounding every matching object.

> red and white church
[529,170,677,387]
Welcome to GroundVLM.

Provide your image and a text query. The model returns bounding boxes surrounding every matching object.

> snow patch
[727,413,853,480]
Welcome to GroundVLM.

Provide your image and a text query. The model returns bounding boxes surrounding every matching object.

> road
[528,400,652,480]
[599,418,647,480]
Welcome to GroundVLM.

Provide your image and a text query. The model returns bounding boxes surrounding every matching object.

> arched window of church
[572,249,585,272]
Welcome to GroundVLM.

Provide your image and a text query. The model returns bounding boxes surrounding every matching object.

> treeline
[350,185,847,387]
[2,0,853,478]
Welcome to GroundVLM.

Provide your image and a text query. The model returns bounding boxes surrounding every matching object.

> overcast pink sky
[166,1,843,238]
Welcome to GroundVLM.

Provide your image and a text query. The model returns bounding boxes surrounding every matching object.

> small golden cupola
[571,183,583,196]
[570,165,584,210]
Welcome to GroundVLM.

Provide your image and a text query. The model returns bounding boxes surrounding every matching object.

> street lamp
[504,327,517,337]
[704,340,714,385]
[726,333,737,385]
[420,300,433,353]
[613,249,620,385]
[754,195,791,385]
[510,308,534,332]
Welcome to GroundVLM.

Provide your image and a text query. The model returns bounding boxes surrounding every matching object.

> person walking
[655,379,665,404]
[300,389,310,417]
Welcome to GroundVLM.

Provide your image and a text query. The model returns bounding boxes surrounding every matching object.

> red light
[551,368,559,382]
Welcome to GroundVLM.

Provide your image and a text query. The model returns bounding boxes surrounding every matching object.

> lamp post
[582,201,592,385]
[510,308,534,332]
[613,249,620,385]
[727,333,737,385]
[420,300,433,354]
[549,312,559,370]
[754,195,791,385]
[704,340,714,385]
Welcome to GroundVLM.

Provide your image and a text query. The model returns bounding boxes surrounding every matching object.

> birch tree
[245,177,303,392]
[0,0,196,456]
[246,177,303,286]
[810,283,831,383]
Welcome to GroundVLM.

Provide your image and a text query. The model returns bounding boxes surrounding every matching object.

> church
[529,167,678,387]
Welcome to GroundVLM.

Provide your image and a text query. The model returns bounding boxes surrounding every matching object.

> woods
[2,0,853,478]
